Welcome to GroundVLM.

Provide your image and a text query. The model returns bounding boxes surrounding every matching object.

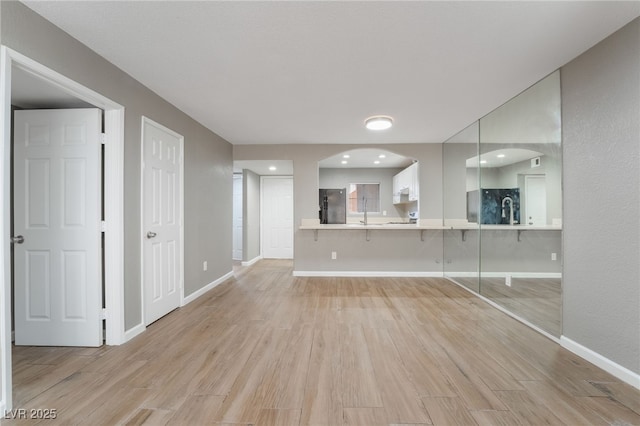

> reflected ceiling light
[343,154,350,158]
[374,160,381,164]
[268,166,277,171]
[378,154,386,159]
[341,160,348,164]
[365,115,393,130]
[497,154,506,158]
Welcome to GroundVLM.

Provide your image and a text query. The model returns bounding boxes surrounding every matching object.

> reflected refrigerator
[319,188,346,224]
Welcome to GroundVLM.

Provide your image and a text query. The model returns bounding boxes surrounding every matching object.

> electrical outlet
[551,252,557,261]
[203,261,208,271]
[505,275,512,287]
[331,251,337,260]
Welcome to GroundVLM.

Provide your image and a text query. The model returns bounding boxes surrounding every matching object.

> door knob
[11,235,24,244]
[146,231,157,239]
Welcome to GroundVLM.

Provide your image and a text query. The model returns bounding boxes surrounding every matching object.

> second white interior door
[262,177,293,259]
[525,175,547,226]
[142,118,183,325]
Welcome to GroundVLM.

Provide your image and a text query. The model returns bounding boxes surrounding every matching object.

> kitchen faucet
[360,197,368,225]
[501,196,514,225]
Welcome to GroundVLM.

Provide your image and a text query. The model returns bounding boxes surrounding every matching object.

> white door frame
[140,116,185,325]
[232,174,243,261]
[0,46,126,411]
[260,175,294,259]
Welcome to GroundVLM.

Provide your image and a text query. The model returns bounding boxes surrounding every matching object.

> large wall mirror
[318,149,418,224]
[443,70,563,337]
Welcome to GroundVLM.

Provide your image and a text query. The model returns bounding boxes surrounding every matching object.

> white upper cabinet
[393,163,419,204]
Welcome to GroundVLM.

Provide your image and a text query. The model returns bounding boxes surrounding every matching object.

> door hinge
[101,221,107,232]
[100,308,107,320]
[100,133,107,145]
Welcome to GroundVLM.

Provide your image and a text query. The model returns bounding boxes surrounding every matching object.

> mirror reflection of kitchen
[466,148,553,226]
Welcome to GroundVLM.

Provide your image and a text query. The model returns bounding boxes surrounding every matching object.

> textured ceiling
[22,1,640,145]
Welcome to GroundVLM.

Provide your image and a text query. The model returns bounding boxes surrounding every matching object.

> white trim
[182,271,233,306]
[445,271,562,279]
[445,276,561,344]
[123,323,146,343]
[241,255,263,267]
[0,46,13,415]
[0,46,126,411]
[103,108,125,346]
[560,336,640,390]
[140,117,185,325]
[293,270,445,278]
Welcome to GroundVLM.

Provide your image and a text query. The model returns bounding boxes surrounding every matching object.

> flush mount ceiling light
[365,115,393,131]
[378,154,386,159]
[341,160,348,165]
[497,154,506,158]
[374,160,380,164]
[268,166,277,171]
[343,154,350,158]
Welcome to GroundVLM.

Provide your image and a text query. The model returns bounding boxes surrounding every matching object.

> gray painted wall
[562,18,639,374]
[1,2,233,331]
[242,169,261,262]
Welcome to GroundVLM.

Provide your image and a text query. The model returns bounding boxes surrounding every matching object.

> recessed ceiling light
[378,154,386,159]
[365,115,393,131]
[480,160,487,164]
[497,154,506,158]
[268,166,277,171]
[374,160,380,164]
[343,154,350,159]
[341,160,348,164]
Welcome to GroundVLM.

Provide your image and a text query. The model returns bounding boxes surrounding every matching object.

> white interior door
[232,174,243,261]
[142,118,183,325]
[13,108,102,347]
[525,175,547,226]
[262,177,293,259]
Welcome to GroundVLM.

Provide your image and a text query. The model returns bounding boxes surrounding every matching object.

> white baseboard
[293,270,445,278]
[123,323,145,343]
[446,271,561,279]
[241,255,262,267]
[182,270,233,306]
[0,400,5,416]
[560,336,640,390]
[446,275,640,390]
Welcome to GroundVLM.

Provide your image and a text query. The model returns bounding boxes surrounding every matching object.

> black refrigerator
[319,188,347,224]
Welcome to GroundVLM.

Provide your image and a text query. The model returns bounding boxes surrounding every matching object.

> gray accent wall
[562,18,640,374]
[242,169,261,262]
[1,2,233,331]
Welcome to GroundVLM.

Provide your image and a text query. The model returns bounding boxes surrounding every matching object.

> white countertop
[299,223,562,231]
[299,223,444,230]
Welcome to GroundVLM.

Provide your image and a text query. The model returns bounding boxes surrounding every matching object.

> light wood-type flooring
[6,260,640,425]
[453,276,562,336]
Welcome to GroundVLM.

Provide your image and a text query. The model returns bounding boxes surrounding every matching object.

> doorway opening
[1,46,125,411]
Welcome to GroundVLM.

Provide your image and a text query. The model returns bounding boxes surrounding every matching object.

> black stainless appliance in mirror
[319,188,346,224]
